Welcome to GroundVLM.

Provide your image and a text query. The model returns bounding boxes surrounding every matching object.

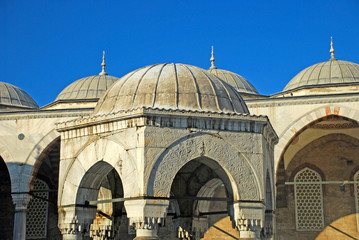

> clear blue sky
[1,0,359,107]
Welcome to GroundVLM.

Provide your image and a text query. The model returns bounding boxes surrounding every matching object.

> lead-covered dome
[0,82,38,109]
[93,63,249,115]
[284,39,359,92]
[208,68,259,94]
[55,52,119,101]
[207,46,259,95]
[284,60,359,92]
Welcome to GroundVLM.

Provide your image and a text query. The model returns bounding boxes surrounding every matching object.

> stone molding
[0,109,91,121]
[233,202,264,238]
[56,107,268,134]
[58,216,82,236]
[246,93,359,108]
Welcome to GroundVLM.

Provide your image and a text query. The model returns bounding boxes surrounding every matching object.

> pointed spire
[209,46,217,70]
[99,51,108,75]
[330,37,336,60]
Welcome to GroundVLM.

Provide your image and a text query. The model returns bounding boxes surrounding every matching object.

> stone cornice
[246,93,359,108]
[0,108,93,121]
[56,107,277,140]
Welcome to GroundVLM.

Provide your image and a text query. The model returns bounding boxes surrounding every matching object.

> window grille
[294,167,324,231]
[355,171,359,232]
[26,179,49,239]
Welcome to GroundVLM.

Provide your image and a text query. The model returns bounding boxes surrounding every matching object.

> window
[294,167,324,231]
[26,179,49,239]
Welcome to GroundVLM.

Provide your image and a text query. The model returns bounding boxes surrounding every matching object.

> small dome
[284,39,359,92]
[93,63,249,115]
[56,51,120,101]
[208,68,259,94]
[284,60,359,92]
[0,82,38,108]
[56,75,119,101]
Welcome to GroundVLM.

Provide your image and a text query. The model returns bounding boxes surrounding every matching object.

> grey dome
[0,82,38,108]
[93,63,249,115]
[208,68,259,94]
[284,59,359,92]
[56,75,119,101]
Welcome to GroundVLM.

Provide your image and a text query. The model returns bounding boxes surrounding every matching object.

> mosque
[1,39,359,240]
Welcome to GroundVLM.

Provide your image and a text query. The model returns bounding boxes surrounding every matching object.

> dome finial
[330,37,336,60]
[99,51,108,75]
[209,46,217,70]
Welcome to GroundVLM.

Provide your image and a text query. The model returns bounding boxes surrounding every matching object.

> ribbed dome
[208,68,259,94]
[56,75,119,101]
[93,63,249,115]
[284,59,359,92]
[0,82,38,108]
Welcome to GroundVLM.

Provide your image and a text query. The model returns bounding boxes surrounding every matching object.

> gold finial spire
[209,46,217,70]
[99,51,108,75]
[330,37,336,60]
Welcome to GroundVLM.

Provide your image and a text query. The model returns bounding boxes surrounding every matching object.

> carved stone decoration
[261,212,274,239]
[58,216,81,236]
[89,216,120,240]
[233,202,264,239]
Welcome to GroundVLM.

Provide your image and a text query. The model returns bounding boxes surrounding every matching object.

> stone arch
[275,105,359,173]
[14,128,60,192]
[147,133,261,201]
[193,178,223,217]
[59,138,139,206]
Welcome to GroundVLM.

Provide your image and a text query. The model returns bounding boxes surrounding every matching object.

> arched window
[354,171,359,232]
[26,179,49,239]
[294,167,324,231]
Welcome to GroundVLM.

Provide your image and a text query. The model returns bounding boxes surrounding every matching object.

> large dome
[56,52,120,101]
[93,63,249,115]
[208,68,259,94]
[0,82,38,109]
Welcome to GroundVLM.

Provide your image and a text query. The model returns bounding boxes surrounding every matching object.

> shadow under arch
[0,154,14,240]
[147,132,261,202]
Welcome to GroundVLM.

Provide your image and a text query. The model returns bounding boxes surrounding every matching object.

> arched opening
[26,137,61,239]
[276,115,359,239]
[169,157,237,240]
[0,155,14,240]
[76,161,126,239]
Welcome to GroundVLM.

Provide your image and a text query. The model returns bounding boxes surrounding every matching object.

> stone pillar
[125,199,168,240]
[12,193,31,240]
[233,202,264,239]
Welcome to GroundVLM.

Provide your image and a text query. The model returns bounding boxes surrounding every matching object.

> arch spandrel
[59,138,139,206]
[147,133,262,201]
[275,105,359,173]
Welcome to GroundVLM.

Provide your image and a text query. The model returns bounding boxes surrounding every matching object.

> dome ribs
[196,67,221,112]
[151,63,167,108]
[183,64,202,111]
[130,64,159,110]
[172,63,179,109]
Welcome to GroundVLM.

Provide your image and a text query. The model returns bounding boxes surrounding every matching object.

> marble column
[12,193,31,240]
[125,199,168,240]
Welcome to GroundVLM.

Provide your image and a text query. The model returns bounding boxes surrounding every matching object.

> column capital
[12,193,31,210]
[233,202,264,239]
[125,199,169,239]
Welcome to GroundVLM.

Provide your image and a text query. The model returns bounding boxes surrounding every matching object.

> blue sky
[1,0,359,107]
